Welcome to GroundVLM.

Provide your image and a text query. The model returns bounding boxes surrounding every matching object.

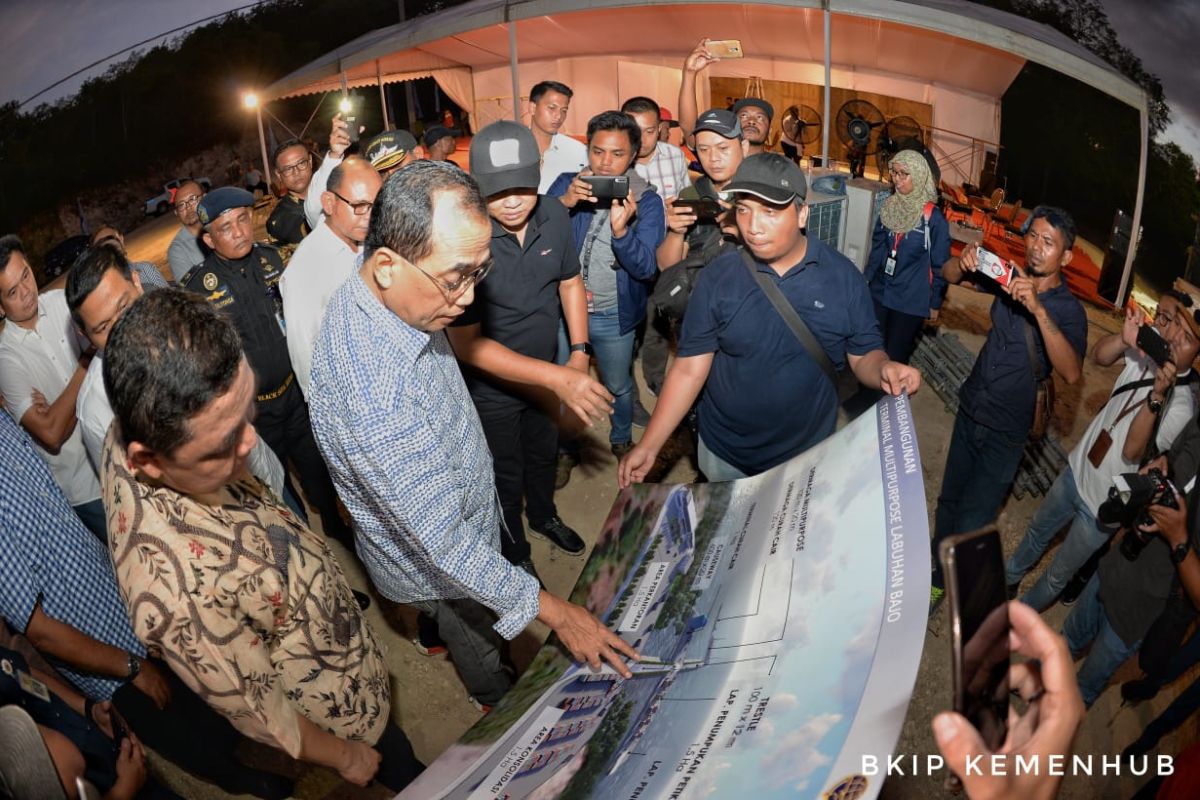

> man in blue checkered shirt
[0,404,291,798]
[310,161,638,709]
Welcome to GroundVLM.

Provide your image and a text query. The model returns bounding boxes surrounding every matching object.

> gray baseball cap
[692,108,742,139]
[469,120,541,197]
[720,153,808,204]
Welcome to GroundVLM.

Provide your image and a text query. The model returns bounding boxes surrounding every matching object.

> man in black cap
[265,139,314,246]
[424,125,458,163]
[181,187,356,551]
[731,97,774,156]
[677,39,773,156]
[620,154,921,486]
[644,108,748,395]
[447,120,613,571]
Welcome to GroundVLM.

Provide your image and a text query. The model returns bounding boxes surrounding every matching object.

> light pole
[243,92,271,188]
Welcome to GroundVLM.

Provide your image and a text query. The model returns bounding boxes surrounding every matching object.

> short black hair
[620,96,660,120]
[586,110,641,153]
[0,234,25,273]
[104,289,243,456]
[89,224,121,245]
[65,243,132,327]
[364,159,487,263]
[530,81,573,104]
[1165,288,1194,308]
[1027,205,1076,251]
[327,155,370,194]
[271,138,308,168]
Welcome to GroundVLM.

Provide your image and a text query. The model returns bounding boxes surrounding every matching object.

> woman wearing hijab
[864,148,951,363]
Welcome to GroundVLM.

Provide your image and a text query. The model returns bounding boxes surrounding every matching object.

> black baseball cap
[365,129,418,171]
[732,97,774,122]
[692,108,742,139]
[423,125,456,149]
[720,153,807,204]
[469,120,541,197]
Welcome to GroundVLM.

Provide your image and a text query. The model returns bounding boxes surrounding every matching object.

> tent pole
[822,3,831,168]
[507,18,521,122]
[378,60,391,130]
[1119,103,1149,307]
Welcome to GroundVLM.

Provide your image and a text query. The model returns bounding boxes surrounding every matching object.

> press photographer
[1060,377,1200,707]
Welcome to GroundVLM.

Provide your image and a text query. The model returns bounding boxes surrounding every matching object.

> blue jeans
[1062,573,1142,706]
[698,437,749,482]
[1005,466,1115,611]
[73,498,108,542]
[932,412,1027,586]
[588,307,636,446]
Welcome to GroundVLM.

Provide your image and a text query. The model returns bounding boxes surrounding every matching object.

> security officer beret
[197,187,255,227]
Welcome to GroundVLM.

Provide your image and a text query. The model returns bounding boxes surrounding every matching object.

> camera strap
[741,247,838,388]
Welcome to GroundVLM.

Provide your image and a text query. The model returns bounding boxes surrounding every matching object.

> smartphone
[673,197,723,221]
[939,527,1010,751]
[338,95,362,143]
[1137,324,1172,368]
[706,39,744,59]
[581,175,630,201]
[975,245,1015,289]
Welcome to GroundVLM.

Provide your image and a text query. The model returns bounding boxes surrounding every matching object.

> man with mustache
[930,206,1088,613]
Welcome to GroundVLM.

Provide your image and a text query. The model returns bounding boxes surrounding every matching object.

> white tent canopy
[263,0,1149,302]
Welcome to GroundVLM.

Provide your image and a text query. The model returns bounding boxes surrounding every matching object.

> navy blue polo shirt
[678,238,883,475]
[863,204,951,317]
[452,196,580,409]
[958,281,1087,434]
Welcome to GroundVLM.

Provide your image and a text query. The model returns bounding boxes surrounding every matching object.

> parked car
[42,234,89,281]
[144,177,211,216]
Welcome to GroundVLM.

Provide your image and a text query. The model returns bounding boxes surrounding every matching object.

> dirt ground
[116,211,1197,799]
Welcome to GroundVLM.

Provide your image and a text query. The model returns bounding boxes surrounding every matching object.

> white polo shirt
[280,221,361,398]
[538,133,588,194]
[0,290,101,505]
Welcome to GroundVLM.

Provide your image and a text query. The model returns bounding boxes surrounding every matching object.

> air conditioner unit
[843,178,890,271]
[805,189,847,254]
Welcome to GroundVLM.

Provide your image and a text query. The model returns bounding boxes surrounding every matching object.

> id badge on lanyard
[884,231,903,276]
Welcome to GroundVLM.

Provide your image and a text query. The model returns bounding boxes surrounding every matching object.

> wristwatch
[1172,542,1191,565]
[1148,395,1165,415]
[125,653,141,682]
[569,342,594,356]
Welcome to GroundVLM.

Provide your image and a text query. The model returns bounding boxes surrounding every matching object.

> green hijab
[879,149,938,235]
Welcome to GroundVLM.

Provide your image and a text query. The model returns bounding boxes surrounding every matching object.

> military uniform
[266,193,310,246]
[182,243,351,544]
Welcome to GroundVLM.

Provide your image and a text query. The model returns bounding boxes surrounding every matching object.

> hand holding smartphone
[939,526,1010,752]
[974,245,1016,289]
[705,39,744,59]
[581,175,630,201]
[1136,324,1172,367]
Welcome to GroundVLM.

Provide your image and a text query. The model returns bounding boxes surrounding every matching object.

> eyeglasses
[889,167,911,180]
[407,258,493,301]
[176,196,202,209]
[277,158,311,177]
[330,190,374,216]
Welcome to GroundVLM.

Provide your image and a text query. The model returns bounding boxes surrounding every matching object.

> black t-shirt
[452,197,580,408]
[266,194,311,246]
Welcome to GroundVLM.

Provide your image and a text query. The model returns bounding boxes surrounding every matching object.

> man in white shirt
[282,156,383,397]
[66,242,286,496]
[529,81,587,194]
[1006,287,1200,609]
[0,235,104,539]
[166,180,206,282]
[621,96,691,201]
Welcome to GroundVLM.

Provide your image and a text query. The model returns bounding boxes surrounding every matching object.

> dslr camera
[1097,469,1178,561]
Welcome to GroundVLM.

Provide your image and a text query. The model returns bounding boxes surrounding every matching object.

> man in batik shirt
[99,288,422,791]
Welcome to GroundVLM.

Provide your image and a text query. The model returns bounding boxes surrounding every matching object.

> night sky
[0,0,1197,162]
